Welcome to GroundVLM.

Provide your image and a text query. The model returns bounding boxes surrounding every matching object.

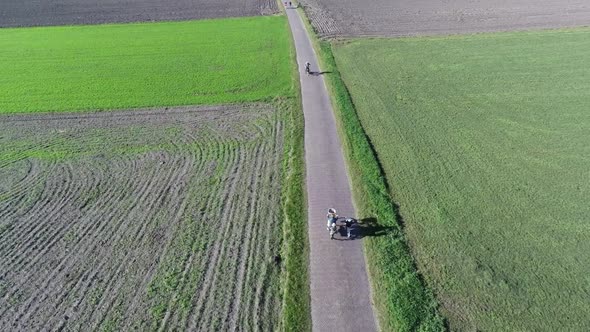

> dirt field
[0,0,278,27]
[299,0,590,37]
[0,105,285,330]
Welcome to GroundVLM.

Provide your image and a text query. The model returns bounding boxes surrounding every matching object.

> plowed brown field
[0,0,278,27]
[299,0,590,37]
[0,105,285,331]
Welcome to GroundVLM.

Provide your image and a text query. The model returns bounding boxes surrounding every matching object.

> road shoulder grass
[297,7,444,332]
[278,95,310,332]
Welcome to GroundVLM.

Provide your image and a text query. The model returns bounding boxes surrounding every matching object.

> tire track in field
[0,161,107,297]
[17,152,190,330]
[185,115,282,330]
[0,160,65,254]
[88,155,195,331]
[0,159,42,221]
[155,146,228,331]
[0,157,131,306]
[5,154,166,329]
[0,162,81,305]
[2,159,94,267]
[227,145,264,330]
[227,139,271,331]
[0,152,170,326]
[185,141,250,329]
[0,161,54,247]
[51,154,182,331]
[226,117,283,330]
[52,155,194,318]
[3,156,135,288]
[200,158,252,329]
[117,144,209,331]
[155,146,224,331]
[184,143,245,331]
[203,143,263,331]
[65,156,184,330]
[244,119,284,331]
[0,162,77,261]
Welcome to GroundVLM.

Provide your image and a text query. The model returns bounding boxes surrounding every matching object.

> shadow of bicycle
[332,217,394,240]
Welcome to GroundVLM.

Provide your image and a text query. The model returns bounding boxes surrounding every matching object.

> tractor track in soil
[0,104,285,331]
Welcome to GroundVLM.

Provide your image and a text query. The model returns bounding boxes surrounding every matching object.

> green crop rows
[0,16,292,114]
[331,28,590,331]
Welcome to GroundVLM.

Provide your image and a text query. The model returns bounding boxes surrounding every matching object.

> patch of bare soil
[299,0,590,37]
[0,105,284,331]
[0,0,278,27]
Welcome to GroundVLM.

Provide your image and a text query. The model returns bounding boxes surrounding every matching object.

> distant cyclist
[304,61,311,75]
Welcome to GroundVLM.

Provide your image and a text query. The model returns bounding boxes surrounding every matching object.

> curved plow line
[159,150,230,330]
[198,143,267,331]
[0,162,80,313]
[52,154,205,331]
[0,156,138,317]
[0,162,83,322]
[116,144,209,331]
[227,144,267,331]
[70,144,211,331]
[0,160,57,246]
[260,120,285,330]
[87,155,195,330]
[242,119,283,329]
[232,119,284,330]
[161,139,241,331]
[184,143,246,331]
[2,157,105,268]
[0,161,76,262]
[208,143,266,331]
[228,116,276,329]
[79,154,190,330]
[0,158,96,264]
[149,129,228,330]
[10,153,184,329]
[0,159,41,221]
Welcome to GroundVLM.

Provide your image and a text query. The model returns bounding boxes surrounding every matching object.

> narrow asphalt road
[285,7,378,332]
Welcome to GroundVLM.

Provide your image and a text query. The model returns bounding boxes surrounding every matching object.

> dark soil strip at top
[0,0,278,27]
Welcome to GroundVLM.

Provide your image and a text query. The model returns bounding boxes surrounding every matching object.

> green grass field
[332,29,590,331]
[0,16,292,113]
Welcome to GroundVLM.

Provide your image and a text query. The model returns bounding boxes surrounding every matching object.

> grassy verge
[330,30,590,331]
[0,16,291,113]
[278,7,311,329]
[297,7,444,332]
[277,96,310,332]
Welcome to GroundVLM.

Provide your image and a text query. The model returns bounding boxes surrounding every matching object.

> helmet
[328,208,336,214]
